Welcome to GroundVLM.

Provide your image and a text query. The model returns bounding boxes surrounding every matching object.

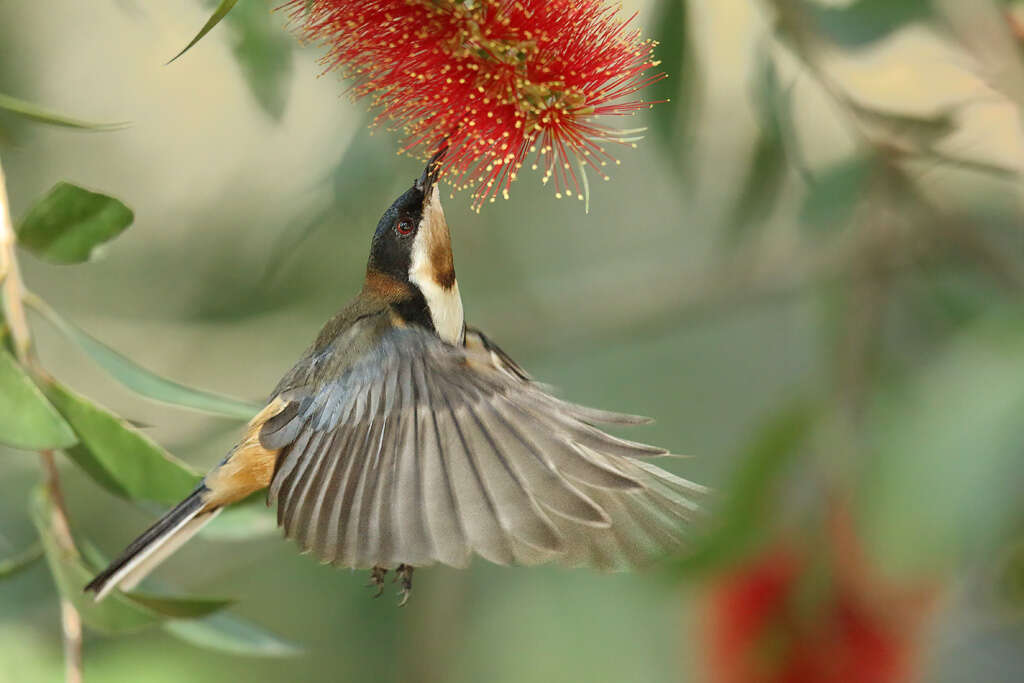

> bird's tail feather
[84,487,219,601]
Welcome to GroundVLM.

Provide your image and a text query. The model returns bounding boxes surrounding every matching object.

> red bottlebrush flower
[703,513,940,683]
[285,0,663,209]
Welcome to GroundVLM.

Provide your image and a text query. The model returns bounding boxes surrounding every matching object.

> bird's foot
[367,566,388,598]
[395,564,414,607]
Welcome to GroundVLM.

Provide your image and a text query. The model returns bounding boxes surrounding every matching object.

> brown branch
[0,157,32,363]
[0,154,83,683]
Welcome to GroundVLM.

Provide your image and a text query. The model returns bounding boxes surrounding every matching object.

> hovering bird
[85,150,704,605]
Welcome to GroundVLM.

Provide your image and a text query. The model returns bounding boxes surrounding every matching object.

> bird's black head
[366,148,446,283]
[363,147,463,344]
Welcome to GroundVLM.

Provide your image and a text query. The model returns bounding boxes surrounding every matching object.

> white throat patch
[408,186,464,345]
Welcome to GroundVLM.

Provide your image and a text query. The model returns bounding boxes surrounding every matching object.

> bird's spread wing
[260,325,705,571]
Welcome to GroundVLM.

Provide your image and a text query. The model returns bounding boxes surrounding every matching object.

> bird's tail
[84,487,220,601]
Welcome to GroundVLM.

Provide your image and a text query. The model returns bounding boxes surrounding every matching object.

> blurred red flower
[703,513,939,683]
[286,0,663,209]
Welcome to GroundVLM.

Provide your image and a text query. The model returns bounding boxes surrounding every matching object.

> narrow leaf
[30,487,166,634]
[810,0,934,48]
[0,93,129,131]
[164,611,301,657]
[43,380,200,505]
[725,132,787,240]
[169,0,241,63]
[28,295,260,420]
[0,540,43,578]
[724,53,788,242]
[32,490,232,634]
[850,102,957,154]
[648,0,700,174]
[0,347,77,450]
[800,156,875,234]
[224,0,295,121]
[16,182,133,264]
[649,0,688,143]
[78,540,234,619]
[115,591,233,619]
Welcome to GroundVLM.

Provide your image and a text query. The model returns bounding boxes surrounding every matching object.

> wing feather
[264,325,702,571]
[435,390,515,565]
[411,356,469,567]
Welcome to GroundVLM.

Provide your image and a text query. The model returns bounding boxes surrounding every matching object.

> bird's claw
[367,566,388,598]
[396,564,414,607]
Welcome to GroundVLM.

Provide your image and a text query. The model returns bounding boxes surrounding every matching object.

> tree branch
[0,154,83,683]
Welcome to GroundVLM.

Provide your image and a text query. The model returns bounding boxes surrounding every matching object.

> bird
[85,149,705,605]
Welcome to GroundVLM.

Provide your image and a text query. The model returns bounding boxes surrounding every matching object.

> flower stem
[0,154,84,683]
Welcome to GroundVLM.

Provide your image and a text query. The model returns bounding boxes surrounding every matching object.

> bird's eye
[395,219,415,236]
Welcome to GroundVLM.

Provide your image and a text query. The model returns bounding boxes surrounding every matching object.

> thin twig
[0,154,84,683]
[0,156,32,363]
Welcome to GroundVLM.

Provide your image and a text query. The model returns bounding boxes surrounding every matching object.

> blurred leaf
[810,0,934,47]
[0,92,129,131]
[170,0,240,63]
[260,125,373,283]
[800,156,874,234]
[164,611,302,657]
[28,294,260,420]
[725,53,788,242]
[0,540,43,578]
[995,539,1024,614]
[851,102,956,154]
[30,486,167,634]
[117,591,233,619]
[32,490,232,634]
[16,182,133,265]
[0,348,77,450]
[77,539,234,618]
[201,502,278,540]
[675,401,816,576]
[649,0,697,151]
[862,317,1024,576]
[43,380,201,505]
[222,0,295,121]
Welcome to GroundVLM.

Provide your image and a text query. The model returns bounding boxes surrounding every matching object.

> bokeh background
[2,0,1024,681]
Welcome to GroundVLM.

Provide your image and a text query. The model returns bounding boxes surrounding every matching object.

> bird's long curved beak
[416,146,448,197]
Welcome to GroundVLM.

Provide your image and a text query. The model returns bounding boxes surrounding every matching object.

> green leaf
[43,380,201,505]
[648,0,700,173]
[116,590,233,619]
[78,539,234,619]
[675,401,816,576]
[164,611,301,657]
[223,0,295,121]
[862,317,1024,576]
[800,156,875,234]
[28,295,260,420]
[850,102,957,154]
[31,489,232,634]
[994,539,1024,616]
[30,487,167,634]
[0,347,77,450]
[0,540,43,578]
[0,92,129,131]
[810,0,934,48]
[16,182,134,265]
[169,0,241,63]
[724,53,788,242]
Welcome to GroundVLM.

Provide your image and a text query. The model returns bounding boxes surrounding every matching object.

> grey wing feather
[264,325,704,571]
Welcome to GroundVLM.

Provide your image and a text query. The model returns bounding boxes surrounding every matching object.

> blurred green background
[2,0,1024,681]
